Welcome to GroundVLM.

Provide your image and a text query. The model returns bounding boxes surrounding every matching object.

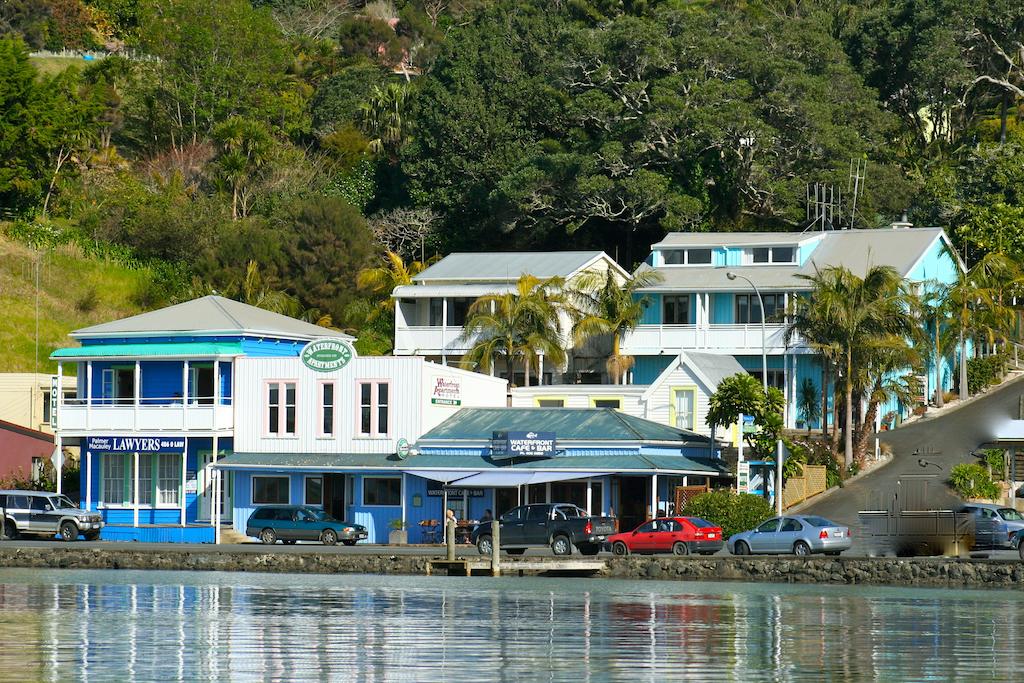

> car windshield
[802,517,835,527]
[52,496,77,510]
[687,518,715,528]
[1000,508,1024,521]
[311,509,337,521]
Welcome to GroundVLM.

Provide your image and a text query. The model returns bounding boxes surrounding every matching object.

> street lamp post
[726,272,768,396]
[727,271,776,511]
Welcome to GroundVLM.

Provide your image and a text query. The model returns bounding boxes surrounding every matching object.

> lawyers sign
[491,431,557,460]
[86,436,185,453]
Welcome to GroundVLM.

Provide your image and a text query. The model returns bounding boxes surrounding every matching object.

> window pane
[675,391,694,430]
[378,405,388,434]
[285,407,296,434]
[377,383,388,405]
[663,249,685,265]
[593,399,621,408]
[753,248,770,263]
[323,406,334,435]
[361,407,372,434]
[137,453,153,505]
[285,383,296,406]
[772,247,795,263]
[158,453,180,505]
[305,477,323,506]
[363,477,401,506]
[538,399,564,407]
[102,454,125,505]
[687,249,712,264]
[269,384,279,405]
[254,476,289,505]
[360,383,371,404]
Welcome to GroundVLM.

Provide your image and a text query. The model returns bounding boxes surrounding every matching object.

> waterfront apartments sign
[301,338,355,372]
[430,376,461,406]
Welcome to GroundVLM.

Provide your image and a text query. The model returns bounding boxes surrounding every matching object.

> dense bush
[949,463,1001,500]
[967,355,1005,394]
[681,490,773,539]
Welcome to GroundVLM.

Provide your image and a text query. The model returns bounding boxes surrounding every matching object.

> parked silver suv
[0,490,104,541]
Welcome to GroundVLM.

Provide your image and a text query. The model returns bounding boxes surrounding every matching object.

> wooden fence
[674,485,709,513]
[782,465,828,509]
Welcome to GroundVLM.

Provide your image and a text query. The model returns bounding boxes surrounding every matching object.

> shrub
[949,463,1001,500]
[967,355,1005,394]
[681,490,773,539]
[75,285,99,312]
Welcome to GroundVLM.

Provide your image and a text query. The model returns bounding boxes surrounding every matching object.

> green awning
[51,342,244,360]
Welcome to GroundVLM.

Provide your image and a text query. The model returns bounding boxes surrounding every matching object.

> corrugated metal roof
[796,228,944,278]
[392,284,516,298]
[73,296,350,340]
[413,252,611,282]
[51,341,244,359]
[636,264,802,291]
[685,352,745,389]
[419,407,710,444]
[216,451,726,475]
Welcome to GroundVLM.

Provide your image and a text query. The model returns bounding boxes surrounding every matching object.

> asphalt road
[803,373,1024,532]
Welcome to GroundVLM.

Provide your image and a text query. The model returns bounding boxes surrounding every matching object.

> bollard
[491,519,500,577]
[446,519,455,561]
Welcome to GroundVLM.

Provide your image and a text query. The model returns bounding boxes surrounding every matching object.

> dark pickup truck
[470,503,617,556]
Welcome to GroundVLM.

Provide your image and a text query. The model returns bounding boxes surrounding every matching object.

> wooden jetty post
[446,518,456,561]
[491,520,500,577]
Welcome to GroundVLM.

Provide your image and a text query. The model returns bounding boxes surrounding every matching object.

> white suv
[1,490,104,541]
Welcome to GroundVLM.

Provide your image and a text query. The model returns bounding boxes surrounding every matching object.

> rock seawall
[1,547,1023,587]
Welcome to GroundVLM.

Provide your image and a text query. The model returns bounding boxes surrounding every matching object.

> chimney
[891,212,912,230]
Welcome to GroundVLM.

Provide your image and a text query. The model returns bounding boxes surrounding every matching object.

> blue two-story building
[621,226,966,431]
[51,296,348,542]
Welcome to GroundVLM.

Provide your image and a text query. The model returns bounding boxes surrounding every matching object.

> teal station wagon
[246,506,368,546]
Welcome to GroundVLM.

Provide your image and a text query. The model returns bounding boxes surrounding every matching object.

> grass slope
[0,236,149,373]
[29,56,93,76]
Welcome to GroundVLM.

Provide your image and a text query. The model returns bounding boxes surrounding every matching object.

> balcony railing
[394,326,476,355]
[58,396,234,432]
[620,324,795,355]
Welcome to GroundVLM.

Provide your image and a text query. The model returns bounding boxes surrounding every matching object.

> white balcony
[620,324,794,355]
[57,400,234,433]
[394,326,475,356]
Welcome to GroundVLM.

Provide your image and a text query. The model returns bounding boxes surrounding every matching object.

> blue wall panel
[632,355,673,384]
[639,294,661,324]
[139,361,183,401]
[711,294,733,324]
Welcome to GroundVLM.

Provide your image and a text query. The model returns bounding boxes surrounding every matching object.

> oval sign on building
[301,338,355,372]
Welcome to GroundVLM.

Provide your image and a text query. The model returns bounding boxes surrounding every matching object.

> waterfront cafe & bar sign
[301,338,355,372]
[491,431,557,460]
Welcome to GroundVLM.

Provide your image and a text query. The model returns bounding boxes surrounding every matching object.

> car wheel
[672,541,690,556]
[476,535,493,555]
[59,521,79,542]
[282,540,297,545]
[84,531,101,542]
[612,541,629,556]
[320,529,338,546]
[733,541,750,556]
[794,541,811,556]
[551,535,572,556]
[342,540,357,546]
[505,548,526,556]
[3,520,19,540]
[259,528,277,545]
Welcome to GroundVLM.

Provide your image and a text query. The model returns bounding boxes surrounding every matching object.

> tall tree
[460,274,567,386]
[793,265,916,467]
[570,267,663,384]
[356,251,436,321]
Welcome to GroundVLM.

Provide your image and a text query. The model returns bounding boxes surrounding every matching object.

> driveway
[803,374,1024,531]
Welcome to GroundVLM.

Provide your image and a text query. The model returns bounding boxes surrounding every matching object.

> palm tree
[786,293,840,439]
[460,275,568,387]
[212,117,272,219]
[916,282,953,408]
[356,251,436,322]
[570,268,664,384]
[233,260,302,317]
[792,265,915,468]
[852,335,922,460]
[358,83,409,157]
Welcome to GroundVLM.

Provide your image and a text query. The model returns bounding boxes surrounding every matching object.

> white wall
[639,362,714,436]
[233,356,506,454]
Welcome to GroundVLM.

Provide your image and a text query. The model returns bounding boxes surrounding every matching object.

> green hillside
[0,235,150,373]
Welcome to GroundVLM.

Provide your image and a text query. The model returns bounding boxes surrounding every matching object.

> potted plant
[388,518,408,545]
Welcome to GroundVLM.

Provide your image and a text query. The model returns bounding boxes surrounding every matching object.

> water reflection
[0,569,1020,682]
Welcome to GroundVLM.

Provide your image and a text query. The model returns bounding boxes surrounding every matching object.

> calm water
[0,569,1017,682]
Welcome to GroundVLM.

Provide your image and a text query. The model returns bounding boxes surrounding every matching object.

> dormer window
[661,248,713,266]
[749,246,795,264]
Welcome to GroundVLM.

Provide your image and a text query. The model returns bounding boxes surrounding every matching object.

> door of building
[199,453,232,523]
[615,476,648,534]
[323,474,347,521]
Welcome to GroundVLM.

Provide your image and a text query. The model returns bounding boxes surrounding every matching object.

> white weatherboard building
[392,251,628,384]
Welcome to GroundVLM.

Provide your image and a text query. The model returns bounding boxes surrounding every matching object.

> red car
[609,516,724,556]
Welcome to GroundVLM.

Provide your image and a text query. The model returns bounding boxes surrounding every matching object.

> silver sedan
[728,515,852,556]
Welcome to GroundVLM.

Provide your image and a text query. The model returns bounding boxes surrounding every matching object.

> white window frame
[252,475,291,505]
[660,248,714,266]
[318,380,336,438]
[356,381,390,438]
[265,380,298,437]
[745,246,797,265]
[304,475,323,506]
